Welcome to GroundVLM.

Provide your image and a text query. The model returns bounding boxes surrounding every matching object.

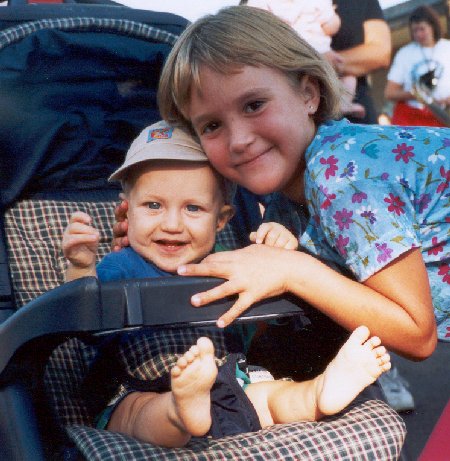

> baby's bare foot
[318,325,391,415]
[170,337,218,437]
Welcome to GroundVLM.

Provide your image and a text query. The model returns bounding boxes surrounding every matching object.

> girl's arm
[178,245,436,360]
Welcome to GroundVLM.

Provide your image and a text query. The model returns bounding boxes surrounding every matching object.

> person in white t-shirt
[384,5,450,126]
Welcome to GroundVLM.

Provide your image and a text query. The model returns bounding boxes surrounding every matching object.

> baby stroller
[0,2,406,460]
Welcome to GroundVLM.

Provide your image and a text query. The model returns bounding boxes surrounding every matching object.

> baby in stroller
[62,120,391,448]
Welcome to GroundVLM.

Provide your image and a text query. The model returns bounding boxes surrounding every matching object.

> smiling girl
[154,5,450,358]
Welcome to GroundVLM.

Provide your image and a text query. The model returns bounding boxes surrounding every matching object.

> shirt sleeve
[314,179,421,281]
[96,252,127,282]
[364,0,384,21]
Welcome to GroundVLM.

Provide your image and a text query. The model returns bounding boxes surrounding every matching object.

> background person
[329,0,391,123]
[384,5,450,127]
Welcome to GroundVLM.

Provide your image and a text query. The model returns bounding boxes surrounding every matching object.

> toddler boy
[63,121,390,447]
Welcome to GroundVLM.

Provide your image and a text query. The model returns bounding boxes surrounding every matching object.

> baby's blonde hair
[158,5,342,129]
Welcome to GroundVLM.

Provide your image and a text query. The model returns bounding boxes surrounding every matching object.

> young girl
[153,5,449,360]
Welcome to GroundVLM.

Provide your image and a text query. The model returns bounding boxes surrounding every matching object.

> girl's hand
[250,222,298,250]
[177,245,293,328]
[112,195,129,251]
[62,211,99,270]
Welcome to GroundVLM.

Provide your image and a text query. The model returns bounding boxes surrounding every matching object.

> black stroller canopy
[0,9,186,209]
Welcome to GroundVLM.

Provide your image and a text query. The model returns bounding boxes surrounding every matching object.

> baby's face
[126,161,231,273]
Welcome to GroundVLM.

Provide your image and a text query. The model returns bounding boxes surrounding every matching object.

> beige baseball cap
[110,120,236,204]
[109,120,208,182]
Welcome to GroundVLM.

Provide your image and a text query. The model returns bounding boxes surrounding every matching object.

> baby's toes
[184,351,195,364]
[171,365,182,378]
[176,355,188,370]
[378,353,391,370]
[380,359,392,373]
[374,345,386,359]
[349,325,371,345]
[368,336,381,349]
[189,345,200,359]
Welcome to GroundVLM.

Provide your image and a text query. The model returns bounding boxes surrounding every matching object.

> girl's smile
[188,65,319,202]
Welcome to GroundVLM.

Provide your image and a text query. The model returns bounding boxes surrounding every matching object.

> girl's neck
[281,156,307,205]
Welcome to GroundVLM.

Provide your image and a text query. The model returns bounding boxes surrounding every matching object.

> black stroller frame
[0,3,406,460]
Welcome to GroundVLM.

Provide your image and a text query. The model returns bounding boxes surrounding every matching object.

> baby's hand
[249,222,298,250]
[62,211,99,269]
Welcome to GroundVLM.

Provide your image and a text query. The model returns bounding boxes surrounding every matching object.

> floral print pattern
[267,119,450,340]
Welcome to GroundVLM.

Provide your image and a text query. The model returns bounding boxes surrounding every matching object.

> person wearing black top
[329,0,391,123]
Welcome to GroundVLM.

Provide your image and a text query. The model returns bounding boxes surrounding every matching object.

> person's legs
[108,337,217,447]
[245,326,391,427]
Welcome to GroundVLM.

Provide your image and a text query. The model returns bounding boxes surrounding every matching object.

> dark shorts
[96,353,261,439]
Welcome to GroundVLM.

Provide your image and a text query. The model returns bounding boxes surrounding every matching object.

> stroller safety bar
[0,277,304,377]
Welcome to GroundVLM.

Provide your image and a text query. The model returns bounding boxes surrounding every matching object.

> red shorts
[391,102,447,127]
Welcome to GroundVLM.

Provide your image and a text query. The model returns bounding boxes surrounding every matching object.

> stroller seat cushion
[67,398,406,461]
[4,199,118,308]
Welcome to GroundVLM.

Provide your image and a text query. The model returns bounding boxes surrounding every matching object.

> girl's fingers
[284,237,299,250]
[217,292,256,328]
[178,255,229,277]
[190,279,241,307]
[188,279,258,328]
[114,199,128,221]
[112,218,128,236]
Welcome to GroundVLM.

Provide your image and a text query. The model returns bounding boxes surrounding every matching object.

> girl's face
[187,65,319,202]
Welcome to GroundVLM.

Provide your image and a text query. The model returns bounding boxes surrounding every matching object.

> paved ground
[392,341,450,460]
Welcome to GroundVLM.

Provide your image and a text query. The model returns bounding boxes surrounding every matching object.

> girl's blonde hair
[158,5,342,129]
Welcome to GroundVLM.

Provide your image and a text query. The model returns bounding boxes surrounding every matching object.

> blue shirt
[266,119,450,340]
[97,247,171,282]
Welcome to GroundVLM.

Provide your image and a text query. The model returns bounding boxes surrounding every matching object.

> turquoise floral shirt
[265,119,450,341]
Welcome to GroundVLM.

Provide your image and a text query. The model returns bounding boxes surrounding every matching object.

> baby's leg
[245,326,390,426]
[108,337,217,447]
[317,325,391,415]
[170,336,218,437]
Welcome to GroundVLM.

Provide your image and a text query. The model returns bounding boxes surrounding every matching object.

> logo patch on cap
[147,127,174,142]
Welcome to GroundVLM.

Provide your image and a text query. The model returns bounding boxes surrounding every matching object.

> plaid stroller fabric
[67,399,406,461]
[43,324,405,461]
[4,198,406,461]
